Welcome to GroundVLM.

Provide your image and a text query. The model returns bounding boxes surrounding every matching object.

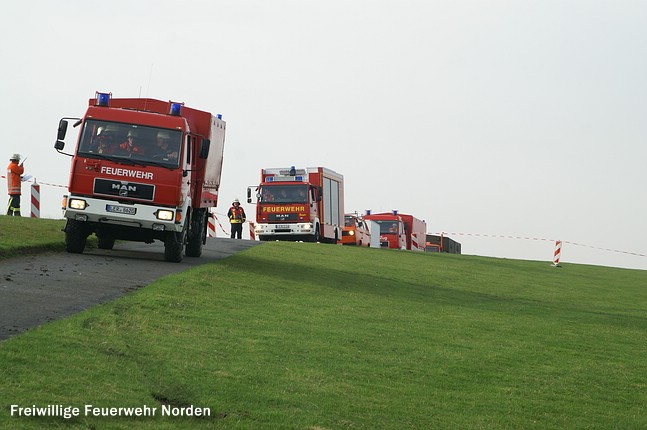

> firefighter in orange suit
[227,198,246,239]
[6,153,25,216]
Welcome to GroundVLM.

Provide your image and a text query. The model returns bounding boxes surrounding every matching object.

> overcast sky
[2,1,646,270]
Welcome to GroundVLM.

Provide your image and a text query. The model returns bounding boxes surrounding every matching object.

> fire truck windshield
[374,220,400,234]
[259,185,308,203]
[77,120,182,168]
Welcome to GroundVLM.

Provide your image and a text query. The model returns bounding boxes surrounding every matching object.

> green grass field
[0,217,67,259]
[1,217,647,429]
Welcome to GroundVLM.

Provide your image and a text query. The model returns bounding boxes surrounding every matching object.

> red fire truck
[247,166,344,243]
[364,211,427,251]
[54,92,225,262]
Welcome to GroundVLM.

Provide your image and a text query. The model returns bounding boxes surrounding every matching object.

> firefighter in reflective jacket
[227,199,246,239]
[6,153,25,216]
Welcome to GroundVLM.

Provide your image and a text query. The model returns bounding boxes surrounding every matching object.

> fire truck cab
[363,212,407,250]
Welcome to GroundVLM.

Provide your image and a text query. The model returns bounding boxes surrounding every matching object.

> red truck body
[55,92,225,262]
[364,211,427,251]
[247,166,344,243]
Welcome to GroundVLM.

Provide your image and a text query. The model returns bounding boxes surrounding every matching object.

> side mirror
[199,139,210,159]
[54,140,65,151]
[246,187,252,203]
[57,119,69,140]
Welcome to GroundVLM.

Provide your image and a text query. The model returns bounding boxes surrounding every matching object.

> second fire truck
[247,166,344,243]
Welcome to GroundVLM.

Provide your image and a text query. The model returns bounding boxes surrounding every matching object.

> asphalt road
[0,238,261,341]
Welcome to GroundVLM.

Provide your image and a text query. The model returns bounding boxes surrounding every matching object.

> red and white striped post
[207,212,217,238]
[30,179,40,218]
[249,222,256,241]
[552,240,562,267]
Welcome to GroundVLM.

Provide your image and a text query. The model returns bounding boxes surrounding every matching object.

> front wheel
[65,219,88,254]
[164,225,186,263]
[311,225,321,243]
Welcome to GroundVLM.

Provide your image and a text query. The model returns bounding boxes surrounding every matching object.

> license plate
[275,224,290,229]
[106,204,137,215]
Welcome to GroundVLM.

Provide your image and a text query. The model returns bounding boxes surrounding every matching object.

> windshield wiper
[80,152,113,161]
[144,160,175,169]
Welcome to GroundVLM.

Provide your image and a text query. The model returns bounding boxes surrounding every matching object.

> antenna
[146,63,154,97]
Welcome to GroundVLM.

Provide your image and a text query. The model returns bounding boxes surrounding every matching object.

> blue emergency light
[266,177,274,182]
[169,102,183,116]
[96,92,111,107]
[295,175,303,181]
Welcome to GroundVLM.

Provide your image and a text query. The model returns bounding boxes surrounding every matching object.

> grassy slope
[0,217,67,258]
[1,218,647,429]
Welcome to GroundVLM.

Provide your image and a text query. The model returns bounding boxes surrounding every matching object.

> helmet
[10,153,20,161]
[157,131,170,140]
[233,198,240,204]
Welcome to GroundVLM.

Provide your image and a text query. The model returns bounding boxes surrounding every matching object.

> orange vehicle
[341,213,371,246]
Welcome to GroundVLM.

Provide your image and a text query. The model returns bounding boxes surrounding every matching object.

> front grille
[94,178,155,201]
[269,213,298,222]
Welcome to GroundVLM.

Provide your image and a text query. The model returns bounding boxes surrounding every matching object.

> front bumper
[254,222,314,236]
[64,195,186,233]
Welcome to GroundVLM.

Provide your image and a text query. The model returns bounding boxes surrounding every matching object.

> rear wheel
[65,219,88,254]
[186,210,206,257]
[97,235,115,250]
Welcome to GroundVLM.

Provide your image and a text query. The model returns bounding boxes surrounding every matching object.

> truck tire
[97,235,115,250]
[186,210,206,258]
[164,231,184,263]
[65,219,88,254]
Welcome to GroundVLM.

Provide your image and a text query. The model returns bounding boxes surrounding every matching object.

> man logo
[112,183,137,197]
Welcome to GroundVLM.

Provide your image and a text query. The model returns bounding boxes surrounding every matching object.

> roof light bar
[95,92,111,107]
[169,101,184,116]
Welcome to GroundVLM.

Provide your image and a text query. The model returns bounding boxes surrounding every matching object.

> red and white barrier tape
[1,175,67,188]
[433,232,647,258]
[211,214,230,236]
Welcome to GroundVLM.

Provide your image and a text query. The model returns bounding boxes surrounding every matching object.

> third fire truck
[364,211,427,251]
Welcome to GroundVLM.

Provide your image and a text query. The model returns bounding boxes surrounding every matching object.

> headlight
[156,209,175,221]
[349,230,355,236]
[69,198,87,210]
